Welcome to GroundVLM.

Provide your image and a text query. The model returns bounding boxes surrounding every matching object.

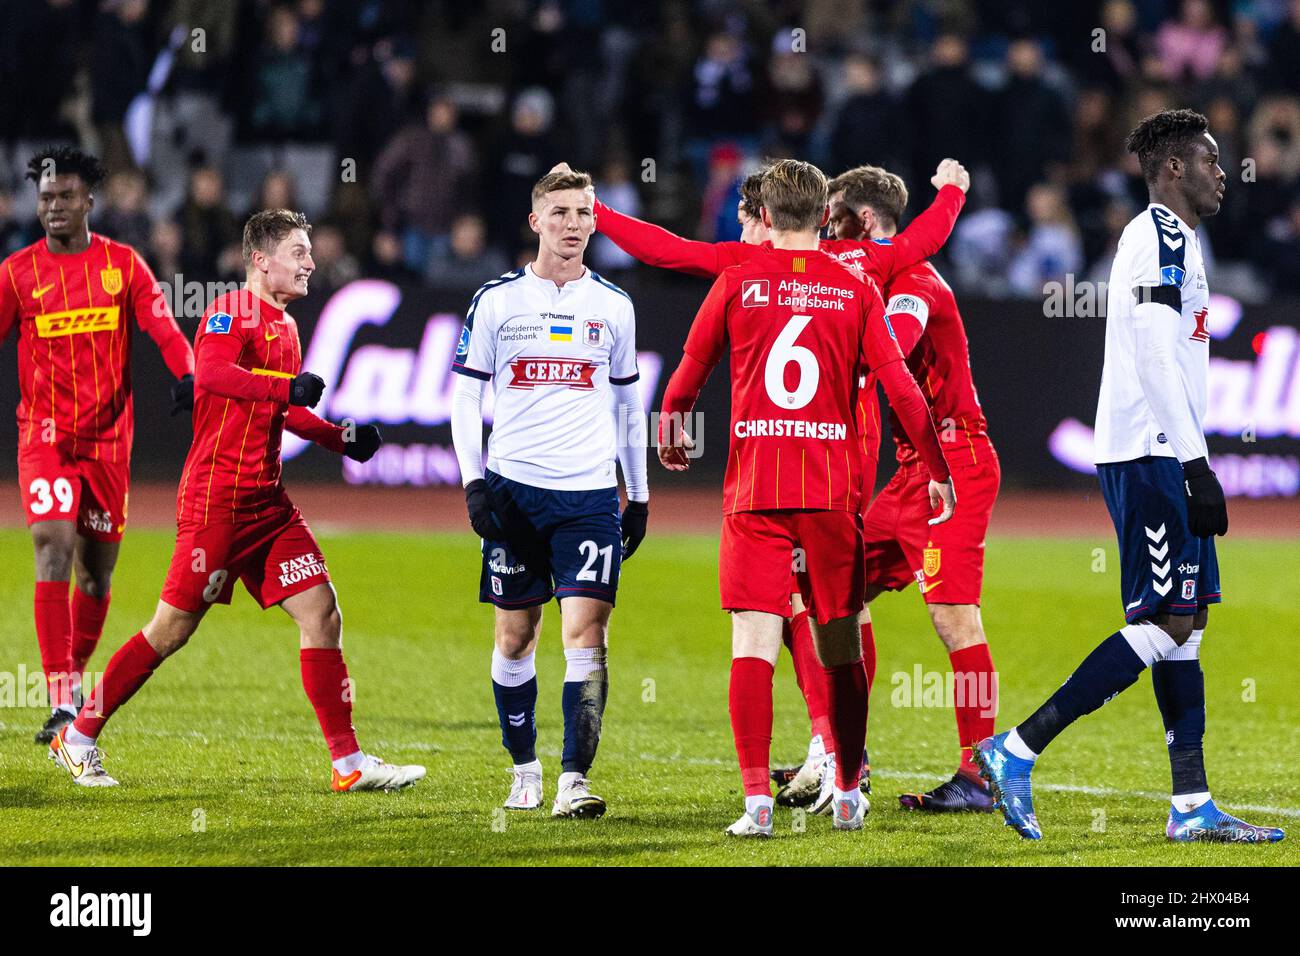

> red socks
[71,588,111,677]
[729,657,774,796]
[34,581,73,709]
[301,648,359,760]
[74,631,162,739]
[826,661,869,791]
[860,620,877,692]
[950,643,997,779]
[787,611,834,746]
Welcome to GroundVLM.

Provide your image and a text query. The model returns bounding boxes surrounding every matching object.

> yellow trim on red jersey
[250,367,294,379]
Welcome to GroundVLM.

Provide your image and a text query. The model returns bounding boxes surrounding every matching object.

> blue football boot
[972,732,1042,840]
[1167,800,1286,843]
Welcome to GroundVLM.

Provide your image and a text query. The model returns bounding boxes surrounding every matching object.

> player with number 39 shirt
[659,160,955,837]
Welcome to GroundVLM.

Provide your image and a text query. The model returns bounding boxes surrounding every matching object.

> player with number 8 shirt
[658,160,955,836]
[48,209,422,793]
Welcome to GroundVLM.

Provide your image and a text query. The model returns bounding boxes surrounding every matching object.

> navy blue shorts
[1097,456,1221,624]
[479,470,622,609]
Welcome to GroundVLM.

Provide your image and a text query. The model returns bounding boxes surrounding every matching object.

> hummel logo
[1148,541,1168,561]
[1144,523,1167,542]
[32,283,55,299]
[507,712,526,727]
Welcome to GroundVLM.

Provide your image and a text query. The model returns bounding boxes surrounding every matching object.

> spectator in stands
[591,158,641,273]
[1266,0,1300,93]
[178,164,240,284]
[1156,0,1230,85]
[90,0,151,173]
[148,218,183,306]
[485,88,558,256]
[425,214,508,288]
[309,221,362,290]
[1009,183,1084,296]
[905,34,989,183]
[1079,0,1144,94]
[254,169,299,214]
[372,93,476,273]
[334,36,418,172]
[100,169,152,251]
[247,3,326,141]
[826,54,904,180]
[994,37,1071,217]
[368,229,421,284]
[762,31,824,158]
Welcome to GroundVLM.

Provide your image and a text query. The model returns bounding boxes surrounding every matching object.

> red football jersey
[668,248,908,515]
[177,289,343,525]
[882,262,992,468]
[0,234,194,463]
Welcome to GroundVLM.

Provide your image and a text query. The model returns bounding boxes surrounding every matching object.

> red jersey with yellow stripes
[882,261,993,468]
[0,234,194,463]
[663,247,948,516]
[177,289,343,526]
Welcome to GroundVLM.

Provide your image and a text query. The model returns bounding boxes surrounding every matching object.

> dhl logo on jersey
[34,306,120,338]
[507,357,598,390]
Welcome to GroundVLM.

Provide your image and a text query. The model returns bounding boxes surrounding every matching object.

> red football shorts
[161,505,330,613]
[861,455,1001,605]
[17,442,129,542]
[719,510,865,625]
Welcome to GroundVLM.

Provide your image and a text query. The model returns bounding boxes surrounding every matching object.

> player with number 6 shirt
[658,159,955,836]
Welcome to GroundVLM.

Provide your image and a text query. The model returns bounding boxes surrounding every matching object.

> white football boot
[811,752,836,815]
[552,772,606,818]
[832,793,867,831]
[725,803,774,838]
[48,728,118,787]
[776,747,827,806]
[504,760,543,810]
[331,754,426,792]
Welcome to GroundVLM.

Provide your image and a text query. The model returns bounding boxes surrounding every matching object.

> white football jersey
[1094,203,1211,464]
[452,264,639,490]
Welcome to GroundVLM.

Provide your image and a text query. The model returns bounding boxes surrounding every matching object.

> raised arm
[868,160,969,284]
[594,199,742,277]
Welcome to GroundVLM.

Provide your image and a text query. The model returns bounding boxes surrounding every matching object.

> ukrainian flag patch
[550,324,572,341]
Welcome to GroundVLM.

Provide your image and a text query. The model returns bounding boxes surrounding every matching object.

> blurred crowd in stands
[5,0,1300,302]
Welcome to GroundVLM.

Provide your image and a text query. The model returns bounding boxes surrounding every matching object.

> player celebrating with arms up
[49,209,421,793]
[975,110,1283,843]
[0,147,195,744]
[658,160,955,837]
[451,169,648,819]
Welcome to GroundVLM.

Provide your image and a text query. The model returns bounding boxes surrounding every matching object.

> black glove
[621,500,648,560]
[1182,456,1228,538]
[290,372,326,408]
[343,424,382,462]
[170,374,194,416]
[465,479,505,540]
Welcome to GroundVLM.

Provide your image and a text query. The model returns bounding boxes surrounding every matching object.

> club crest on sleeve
[205,312,232,335]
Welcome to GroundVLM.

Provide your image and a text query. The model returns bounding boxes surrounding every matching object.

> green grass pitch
[0,527,1296,866]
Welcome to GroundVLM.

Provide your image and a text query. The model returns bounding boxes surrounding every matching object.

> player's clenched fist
[464,479,505,540]
[621,500,648,559]
[927,477,957,526]
[343,424,382,463]
[290,372,325,407]
[931,159,970,194]
[1182,457,1228,537]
